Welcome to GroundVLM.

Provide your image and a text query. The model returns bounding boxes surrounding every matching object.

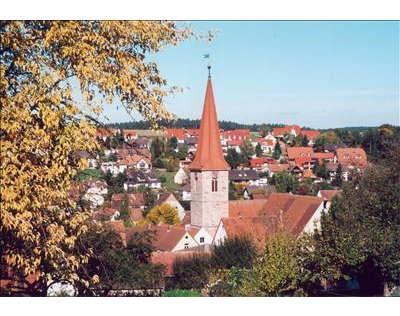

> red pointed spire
[189,76,230,171]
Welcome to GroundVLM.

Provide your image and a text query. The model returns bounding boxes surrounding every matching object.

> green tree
[226,148,240,169]
[312,160,327,179]
[311,147,400,295]
[211,236,257,270]
[167,136,178,150]
[75,224,163,296]
[172,254,211,290]
[241,231,300,296]
[331,164,343,187]
[301,135,309,147]
[272,142,282,160]
[272,171,298,193]
[239,139,255,166]
[255,143,263,157]
[150,138,165,161]
[115,193,131,227]
[176,146,188,160]
[258,124,269,138]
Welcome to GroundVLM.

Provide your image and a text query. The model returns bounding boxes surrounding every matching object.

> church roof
[189,76,230,171]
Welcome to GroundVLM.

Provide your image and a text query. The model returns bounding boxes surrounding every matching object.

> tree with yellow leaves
[0,21,192,296]
[145,203,180,226]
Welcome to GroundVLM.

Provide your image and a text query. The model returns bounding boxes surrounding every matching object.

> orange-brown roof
[129,208,144,222]
[312,152,335,164]
[336,148,367,167]
[287,147,314,160]
[111,193,144,209]
[220,217,270,247]
[189,77,230,171]
[126,225,198,252]
[268,163,290,173]
[301,130,320,140]
[229,200,268,217]
[262,193,323,236]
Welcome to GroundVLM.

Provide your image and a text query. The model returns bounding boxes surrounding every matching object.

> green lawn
[74,168,104,181]
[155,170,180,192]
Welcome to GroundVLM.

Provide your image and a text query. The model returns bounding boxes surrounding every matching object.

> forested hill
[109,119,285,132]
[108,118,381,133]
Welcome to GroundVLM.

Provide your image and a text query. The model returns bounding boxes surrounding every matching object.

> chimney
[167,225,171,232]
[185,224,191,232]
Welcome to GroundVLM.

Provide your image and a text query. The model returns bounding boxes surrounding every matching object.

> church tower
[189,67,230,237]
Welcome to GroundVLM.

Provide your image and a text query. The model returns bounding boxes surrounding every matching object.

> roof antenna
[203,54,211,77]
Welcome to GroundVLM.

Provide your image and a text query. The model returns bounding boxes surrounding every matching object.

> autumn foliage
[0,21,191,295]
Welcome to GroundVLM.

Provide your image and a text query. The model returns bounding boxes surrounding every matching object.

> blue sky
[101,21,399,129]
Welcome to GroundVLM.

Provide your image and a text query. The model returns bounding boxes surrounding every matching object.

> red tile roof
[312,152,335,164]
[287,147,314,160]
[267,163,290,173]
[256,138,274,146]
[336,148,367,167]
[301,130,320,140]
[229,200,268,217]
[122,129,137,138]
[189,78,230,171]
[294,156,312,166]
[220,217,270,247]
[262,193,323,236]
[273,125,301,136]
[126,224,198,252]
[129,208,144,222]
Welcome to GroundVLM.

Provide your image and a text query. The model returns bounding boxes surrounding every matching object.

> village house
[96,127,119,142]
[229,169,260,186]
[286,147,314,164]
[122,129,137,141]
[254,134,277,154]
[92,208,119,222]
[272,125,301,138]
[126,225,199,252]
[154,192,186,221]
[335,147,368,167]
[177,183,191,201]
[118,155,151,173]
[300,130,321,146]
[124,171,161,190]
[174,166,190,184]
[243,184,276,200]
[111,193,145,210]
[213,193,326,245]
[100,161,119,175]
[226,139,243,153]
[264,163,290,177]
[249,157,276,171]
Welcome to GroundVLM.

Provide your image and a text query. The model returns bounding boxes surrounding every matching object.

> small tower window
[212,179,218,192]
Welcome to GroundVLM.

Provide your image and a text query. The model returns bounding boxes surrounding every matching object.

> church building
[189,67,230,237]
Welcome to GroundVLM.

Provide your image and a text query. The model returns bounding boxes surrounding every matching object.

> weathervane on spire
[203,53,211,77]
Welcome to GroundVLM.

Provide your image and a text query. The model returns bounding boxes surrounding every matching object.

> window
[184,243,189,249]
[212,179,218,192]
[200,237,205,243]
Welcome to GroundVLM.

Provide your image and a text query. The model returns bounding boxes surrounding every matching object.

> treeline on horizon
[108,118,387,133]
